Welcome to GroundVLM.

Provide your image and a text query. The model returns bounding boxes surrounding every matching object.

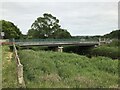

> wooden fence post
[17,64,25,87]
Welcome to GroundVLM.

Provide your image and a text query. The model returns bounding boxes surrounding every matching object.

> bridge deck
[11,39,100,47]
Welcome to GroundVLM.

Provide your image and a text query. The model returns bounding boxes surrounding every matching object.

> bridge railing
[9,38,112,46]
[10,38,99,43]
[9,38,100,47]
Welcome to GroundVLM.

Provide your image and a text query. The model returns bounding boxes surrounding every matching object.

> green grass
[2,45,18,88]
[19,50,118,88]
[0,45,2,89]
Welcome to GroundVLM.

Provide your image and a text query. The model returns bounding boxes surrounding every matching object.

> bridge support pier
[57,46,63,52]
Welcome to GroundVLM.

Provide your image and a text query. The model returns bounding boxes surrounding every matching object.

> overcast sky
[0,1,118,36]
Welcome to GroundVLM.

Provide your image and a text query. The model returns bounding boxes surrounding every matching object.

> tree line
[0,13,119,39]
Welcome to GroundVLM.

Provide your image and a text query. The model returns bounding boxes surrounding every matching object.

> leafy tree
[20,34,28,39]
[0,20,22,39]
[27,13,71,39]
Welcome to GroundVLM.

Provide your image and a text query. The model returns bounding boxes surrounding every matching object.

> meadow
[19,49,118,88]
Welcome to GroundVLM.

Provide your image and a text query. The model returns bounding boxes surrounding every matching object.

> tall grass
[19,50,118,88]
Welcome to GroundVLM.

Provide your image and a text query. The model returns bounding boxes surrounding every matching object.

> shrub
[91,46,119,59]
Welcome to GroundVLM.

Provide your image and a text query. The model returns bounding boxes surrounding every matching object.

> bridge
[11,39,101,52]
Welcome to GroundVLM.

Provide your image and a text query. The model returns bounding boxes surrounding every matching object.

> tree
[0,20,22,39]
[52,29,71,39]
[27,13,71,39]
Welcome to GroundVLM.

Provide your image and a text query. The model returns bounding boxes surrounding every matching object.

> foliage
[63,45,92,56]
[103,30,120,39]
[27,13,71,39]
[20,34,28,39]
[91,46,119,59]
[0,20,22,39]
[91,40,120,59]
[19,50,118,88]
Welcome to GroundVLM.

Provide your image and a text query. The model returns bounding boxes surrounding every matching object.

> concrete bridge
[12,39,102,52]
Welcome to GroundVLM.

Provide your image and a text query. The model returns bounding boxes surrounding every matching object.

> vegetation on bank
[19,49,118,88]
[2,46,18,88]
[91,40,119,59]
[91,46,119,59]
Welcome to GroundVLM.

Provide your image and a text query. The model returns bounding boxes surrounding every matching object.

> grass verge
[2,45,18,88]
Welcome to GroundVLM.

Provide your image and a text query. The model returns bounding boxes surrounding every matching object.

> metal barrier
[9,38,99,47]
[10,38,99,42]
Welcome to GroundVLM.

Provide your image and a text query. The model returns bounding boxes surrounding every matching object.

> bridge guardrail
[9,38,99,46]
